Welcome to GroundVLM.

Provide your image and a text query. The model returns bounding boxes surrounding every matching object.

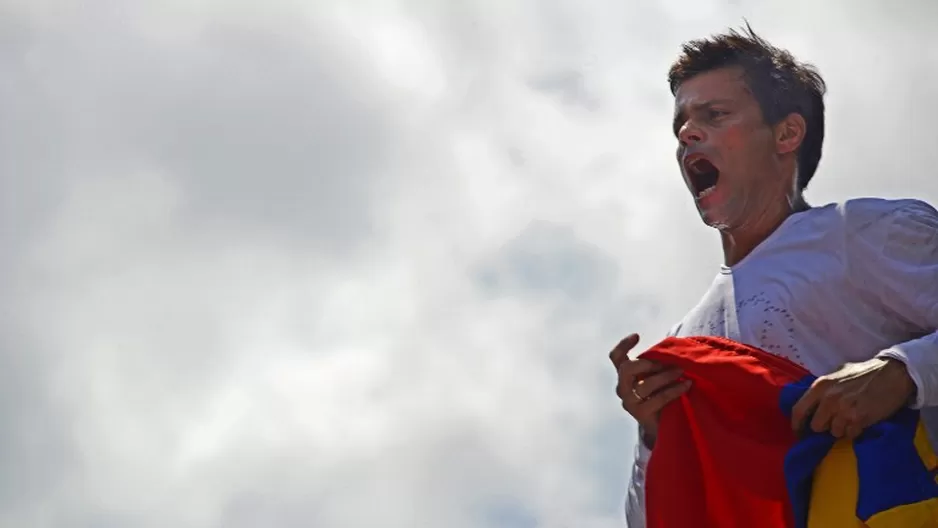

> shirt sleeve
[625,432,651,528]
[625,434,651,528]
[853,199,938,408]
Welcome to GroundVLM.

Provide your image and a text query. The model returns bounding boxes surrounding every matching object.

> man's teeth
[697,185,716,198]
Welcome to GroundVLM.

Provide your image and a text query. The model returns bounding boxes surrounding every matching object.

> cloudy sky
[4,1,938,527]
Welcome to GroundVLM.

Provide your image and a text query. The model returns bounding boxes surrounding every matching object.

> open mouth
[684,155,720,199]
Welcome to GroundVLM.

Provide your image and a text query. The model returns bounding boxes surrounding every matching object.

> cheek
[720,125,748,151]
[718,125,772,166]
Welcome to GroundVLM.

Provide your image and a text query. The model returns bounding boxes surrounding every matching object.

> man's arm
[792,199,938,438]
[860,200,938,407]
[625,431,655,527]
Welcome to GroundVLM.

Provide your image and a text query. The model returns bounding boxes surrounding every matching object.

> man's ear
[775,112,806,155]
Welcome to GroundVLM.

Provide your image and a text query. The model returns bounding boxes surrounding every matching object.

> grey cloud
[476,500,539,528]
[0,5,402,525]
[9,7,394,256]
[0,11,81,510]
[0,323,77,521]
[474,220,619,302]
[134,23,392,253]
[528,70,600,111]
[0,13,73,265]
[472,220,661,378]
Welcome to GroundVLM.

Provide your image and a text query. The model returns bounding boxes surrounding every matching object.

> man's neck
[720,197,810,267]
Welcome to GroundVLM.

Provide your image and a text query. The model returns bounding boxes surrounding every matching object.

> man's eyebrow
[672,99,736,135]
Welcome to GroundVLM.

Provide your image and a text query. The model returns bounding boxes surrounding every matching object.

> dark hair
[668,24,827,191]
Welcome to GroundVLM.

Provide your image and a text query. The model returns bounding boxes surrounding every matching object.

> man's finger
[810,392,841,434]
[641,379,692,413]
[844,422,863,440]
[633,368,685,400]
[791,388,822,432]
[609,334,640,367]
[829,414,847,438]
[617,358,664,379]
[615,359,666,401]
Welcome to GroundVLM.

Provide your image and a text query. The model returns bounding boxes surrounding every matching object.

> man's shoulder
[831,197,938,234]
[826,198,938,267]
[837,196,931,217]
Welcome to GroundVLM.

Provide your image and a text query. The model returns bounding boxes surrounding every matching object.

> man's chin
[697,206,732,231]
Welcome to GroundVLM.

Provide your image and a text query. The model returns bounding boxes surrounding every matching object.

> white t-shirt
[625,197,938,527]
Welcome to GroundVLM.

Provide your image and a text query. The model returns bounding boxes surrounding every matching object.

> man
[610,26,938,527]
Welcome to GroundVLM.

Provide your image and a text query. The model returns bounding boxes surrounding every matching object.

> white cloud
[4,1,938,527]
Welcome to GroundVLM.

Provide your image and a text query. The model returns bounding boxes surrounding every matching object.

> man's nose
[678,122,705,146]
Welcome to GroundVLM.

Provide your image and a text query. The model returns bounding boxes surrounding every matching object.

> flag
[639,336,938,528]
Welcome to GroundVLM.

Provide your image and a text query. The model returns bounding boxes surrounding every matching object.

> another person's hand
[791,357,916,439]
[610,333,692,448]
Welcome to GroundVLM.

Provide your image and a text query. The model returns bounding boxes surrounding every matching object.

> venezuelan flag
[639,336,938,528]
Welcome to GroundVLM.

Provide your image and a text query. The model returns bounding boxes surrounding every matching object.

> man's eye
[708,109,728,119]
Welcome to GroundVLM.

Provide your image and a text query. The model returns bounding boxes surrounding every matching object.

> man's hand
[610,334,691,447]
[791,357,916,439]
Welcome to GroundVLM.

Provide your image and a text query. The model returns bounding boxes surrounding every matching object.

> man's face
[673,66,787,230]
